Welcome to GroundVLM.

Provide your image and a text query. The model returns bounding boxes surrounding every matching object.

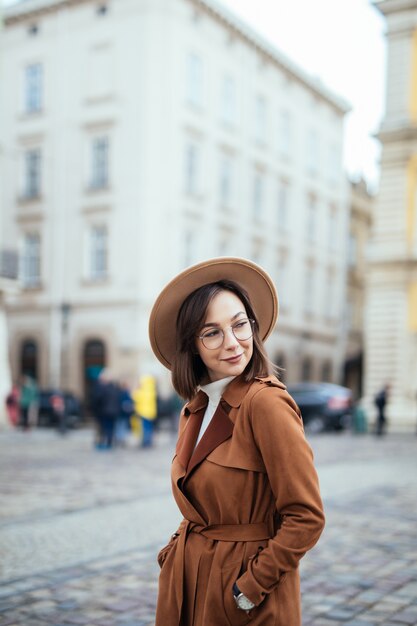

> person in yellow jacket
[132,375,157,447]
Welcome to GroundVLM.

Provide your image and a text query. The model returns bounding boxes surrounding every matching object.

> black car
[37,390,84,428]
[286,382,353,434]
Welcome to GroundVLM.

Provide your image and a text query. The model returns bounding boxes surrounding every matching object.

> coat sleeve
[236,385,325,606]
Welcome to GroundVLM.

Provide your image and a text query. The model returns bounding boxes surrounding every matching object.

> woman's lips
[223,354,243,363]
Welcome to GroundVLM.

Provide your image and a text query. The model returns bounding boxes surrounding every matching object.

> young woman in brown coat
[149,257,325,626]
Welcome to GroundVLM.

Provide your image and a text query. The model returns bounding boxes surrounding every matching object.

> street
[0,426,416,626]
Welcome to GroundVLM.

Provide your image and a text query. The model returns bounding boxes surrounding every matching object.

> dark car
[37,390,84,428]
[286,382,353,434]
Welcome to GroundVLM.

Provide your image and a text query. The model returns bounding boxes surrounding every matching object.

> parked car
[37,390,84,428]
[286,382,353,434]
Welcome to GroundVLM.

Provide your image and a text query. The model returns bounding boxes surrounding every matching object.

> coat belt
[188,520,272,541]
[170,519,273,623]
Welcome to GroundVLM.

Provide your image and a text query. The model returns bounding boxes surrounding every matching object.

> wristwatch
[233,582,255,611]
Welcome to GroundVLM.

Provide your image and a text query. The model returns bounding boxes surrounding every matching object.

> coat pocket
[222,561,254,626]
[157,534,178,568]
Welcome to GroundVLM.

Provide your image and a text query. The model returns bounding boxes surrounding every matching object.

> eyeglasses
[198,318,255,350]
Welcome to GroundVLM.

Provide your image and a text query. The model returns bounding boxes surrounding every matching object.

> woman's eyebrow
[200,311,246,328]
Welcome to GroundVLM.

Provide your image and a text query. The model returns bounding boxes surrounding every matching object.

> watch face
[237,594,255,611]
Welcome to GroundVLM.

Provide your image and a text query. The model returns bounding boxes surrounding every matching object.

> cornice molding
[374,0,417,16]
[377,123,417,143]
[4,0,350,115]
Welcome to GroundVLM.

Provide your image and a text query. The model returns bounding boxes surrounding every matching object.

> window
[274,353,286,382]
[24,148,41,199]
[90,137,109,189]
[324,271,335,318]
[186,52,203,107]
[306,129,319,175]
[219,154,234,207]
[89,226,108,280]
[277,180,289,230]
[278,109,291,157]
[255,95,267,143]
[24,63,43,113]
[220,75,236,125]
[304,265,314,315]
[328,144,340,185]
[21,233,41,288]
[276,254,288,309]
[301,356,313,381]
[96,4,108,15]
[306,196,316,242]
[329,207,337,250]
[28,24,39,36]
[183,230,193,267]
[348,232,357,266]
[252,171,265,218]
[184,141,200,195]
[218,235,232,256]
[321,361,332,382]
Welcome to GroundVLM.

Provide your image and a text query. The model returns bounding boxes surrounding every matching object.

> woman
[149,257,325,626]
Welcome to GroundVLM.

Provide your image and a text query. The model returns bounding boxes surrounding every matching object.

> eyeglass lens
[201,319,254,349]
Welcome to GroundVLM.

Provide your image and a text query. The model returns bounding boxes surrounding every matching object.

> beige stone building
[1,0,351,402]
[365,0,417,430]
[343,179,374,400]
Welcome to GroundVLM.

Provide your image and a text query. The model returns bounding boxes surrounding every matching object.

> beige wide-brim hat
[149,257,278,370]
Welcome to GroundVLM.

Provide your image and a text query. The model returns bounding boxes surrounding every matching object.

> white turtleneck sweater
[195,376,235,448]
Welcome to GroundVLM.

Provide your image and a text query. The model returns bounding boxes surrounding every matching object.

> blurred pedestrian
[19,375,39,430]
[148,257,325,626]
[132,375,157,448]
[5,383,20,427]
[115,382,133,447]
[374,383,390,436]
[91,370,120,449]
[51,391,67,435]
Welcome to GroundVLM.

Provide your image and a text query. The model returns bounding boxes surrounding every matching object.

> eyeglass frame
[197,318,256,350]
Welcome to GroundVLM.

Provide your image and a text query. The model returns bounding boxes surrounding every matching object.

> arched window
[301,356,312,381]
[20,339,38,381]
[83,339,106,407]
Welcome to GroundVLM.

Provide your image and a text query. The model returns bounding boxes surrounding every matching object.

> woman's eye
[234,320,248,329]
[204,329,221,338]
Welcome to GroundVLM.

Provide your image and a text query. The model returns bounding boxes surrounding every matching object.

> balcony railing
[0,249,18,280]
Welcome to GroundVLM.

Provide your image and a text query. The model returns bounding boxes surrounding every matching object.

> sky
[2,0,387,187]
[219,0,387,188]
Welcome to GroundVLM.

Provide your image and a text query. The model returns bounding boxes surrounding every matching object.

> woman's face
[196,290,254,382]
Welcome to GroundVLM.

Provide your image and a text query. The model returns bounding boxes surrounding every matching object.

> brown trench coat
[155,375,325,626]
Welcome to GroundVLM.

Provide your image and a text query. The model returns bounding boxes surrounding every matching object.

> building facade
[366,0,417,430]
[343,178,374,400]
[1,0,350,400]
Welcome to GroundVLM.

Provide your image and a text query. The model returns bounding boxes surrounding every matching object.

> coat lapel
[176,408,205,471]
[185,400,234,477]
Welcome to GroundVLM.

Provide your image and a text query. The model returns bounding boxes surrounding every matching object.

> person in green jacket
[19,375,39,430]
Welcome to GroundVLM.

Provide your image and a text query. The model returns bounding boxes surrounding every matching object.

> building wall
[344,179,373,399]
[366,0,417,430]
[1,0,350,399]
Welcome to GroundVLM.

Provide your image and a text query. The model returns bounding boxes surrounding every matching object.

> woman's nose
[223,327,239,349]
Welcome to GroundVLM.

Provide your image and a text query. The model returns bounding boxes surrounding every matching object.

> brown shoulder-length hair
[171,279,274,400]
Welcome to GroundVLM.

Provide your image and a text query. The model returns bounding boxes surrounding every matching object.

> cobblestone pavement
[0,426,416,625]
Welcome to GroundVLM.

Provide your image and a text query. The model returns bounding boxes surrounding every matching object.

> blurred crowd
[4,371,183,449]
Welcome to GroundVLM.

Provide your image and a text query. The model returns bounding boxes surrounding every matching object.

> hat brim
[149,257,279,370]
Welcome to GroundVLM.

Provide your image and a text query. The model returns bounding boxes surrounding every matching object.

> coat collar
[183,374,285,415]
[184,374,255,415]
